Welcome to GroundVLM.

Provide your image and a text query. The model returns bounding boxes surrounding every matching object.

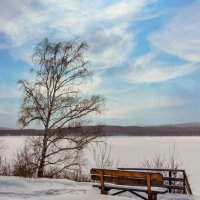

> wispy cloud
[125,52,198,83]
[0,0,199,126]
[104,93,189,119]
[124,1,200,84]
[85,24,135,69]
[0,84,21,99]
[149,1,200,63]
[95,0,149,21]
[0,0,47,48]
[77,74,102,95]
[0,0,152,69]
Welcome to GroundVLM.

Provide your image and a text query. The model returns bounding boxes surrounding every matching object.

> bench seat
[90,168,168,200]
[93,183,168,194]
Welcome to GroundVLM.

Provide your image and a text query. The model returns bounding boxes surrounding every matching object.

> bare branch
[18,38,104,178]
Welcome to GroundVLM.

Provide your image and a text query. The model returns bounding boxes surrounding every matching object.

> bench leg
[148,193,152,200]
[101,188,110,195]
[152,194,157,200]
[112,190,126,196]
[101,190,108,195]
[129,191,148,200]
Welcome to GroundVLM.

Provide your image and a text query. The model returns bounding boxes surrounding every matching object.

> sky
[0,0,200,128]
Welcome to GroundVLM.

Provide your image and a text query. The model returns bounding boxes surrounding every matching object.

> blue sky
[0,0,200,128]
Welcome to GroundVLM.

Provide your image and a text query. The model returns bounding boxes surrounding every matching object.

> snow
[93,183,168,193]
[0,176,199,200]
[2,136,200,198]
[0,176,128,200]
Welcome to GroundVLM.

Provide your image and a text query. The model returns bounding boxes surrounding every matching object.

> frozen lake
[1,136,200,195]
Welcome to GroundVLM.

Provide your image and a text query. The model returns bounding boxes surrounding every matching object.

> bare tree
[12,143,37,177]
[141,145,184,182]
[18,38,104,178]
[141,154,166,170]
[141,145,183,170]
[0,138,11,176]
[93,139,119,169]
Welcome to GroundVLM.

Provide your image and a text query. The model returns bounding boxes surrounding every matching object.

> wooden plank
[169,170,172,193]
[100,170,106,194]
[183,172,186,194]
[91,168,170,199]
[129,191,148,200]
[183,171,193,195]
[93,184,168,194]
[91,168,163,180]
[111,190,127,196]
[91,175,164,187]
[164,185,185,190]
[118,168,185,172]
[117,167,193,195]
[163,177,184,182]
[146,174,152,200]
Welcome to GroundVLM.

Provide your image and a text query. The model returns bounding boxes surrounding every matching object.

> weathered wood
[169,170,172,193]
[99,170,105,194]
[163,177,184,182]
[152,193,157,200]
[164,185,185,190]
[91,168,168,200]
[146,174,152,200]
[183,172,186,194]
[91,175,164,187]
[93,183,168,194]
[118,167,193,195]
[111,190,126,196]
[183,171,192,195]
[129,190,148,200]
[91,168,163,180]
[118,168,185,172]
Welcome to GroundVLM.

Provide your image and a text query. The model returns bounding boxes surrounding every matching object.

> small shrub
[141,145,183,171]
[0,157,12,176]
[93,140,119,169]
[12,145,37,177]
[0,138,11,176]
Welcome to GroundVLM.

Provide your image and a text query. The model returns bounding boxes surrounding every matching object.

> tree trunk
[37,137,48,177]
[37,157,45,177]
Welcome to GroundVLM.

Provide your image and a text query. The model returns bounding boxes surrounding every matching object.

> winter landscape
[1,135,200,199]
[0,0,200,200]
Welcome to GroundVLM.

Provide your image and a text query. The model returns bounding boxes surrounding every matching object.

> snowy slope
[0,176,199,200]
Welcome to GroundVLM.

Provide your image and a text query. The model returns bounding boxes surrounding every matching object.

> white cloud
[0,84,21,99]
[149,1,200,62]
[95,0,149,21]
[0,0,152,69]
[0,0,47,48]
[85,24,135,69]
[129,64,197,83]
[125,51,198,83]
[77,74,102,95]
[104,93,188,119]
[123,1,200,84]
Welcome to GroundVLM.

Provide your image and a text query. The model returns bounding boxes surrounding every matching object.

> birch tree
[18,38,104,177]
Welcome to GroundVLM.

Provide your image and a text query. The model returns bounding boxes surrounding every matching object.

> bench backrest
[91,168,164,187]
[118,167,192,194]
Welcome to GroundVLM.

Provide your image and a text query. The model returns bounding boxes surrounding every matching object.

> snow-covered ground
[0,176,199,200]
[1,136,200,197]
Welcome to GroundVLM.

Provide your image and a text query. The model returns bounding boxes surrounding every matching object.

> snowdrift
[0,176,199,200]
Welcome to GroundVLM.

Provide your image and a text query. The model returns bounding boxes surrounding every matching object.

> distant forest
[1,124,200,136]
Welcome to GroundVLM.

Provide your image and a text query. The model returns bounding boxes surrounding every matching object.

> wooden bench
[90,168,168,200]
[118,168,192,195]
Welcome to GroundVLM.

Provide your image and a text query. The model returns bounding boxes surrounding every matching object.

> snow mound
[0,176,199,200]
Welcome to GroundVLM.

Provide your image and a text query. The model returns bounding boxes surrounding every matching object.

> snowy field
[103,136,200,195]
[0,176,199,200]
[1,136,200,197]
